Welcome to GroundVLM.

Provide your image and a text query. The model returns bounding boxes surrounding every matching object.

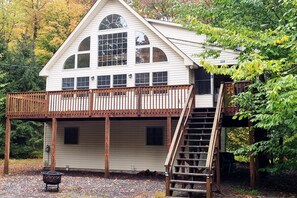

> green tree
[176,0,297,172]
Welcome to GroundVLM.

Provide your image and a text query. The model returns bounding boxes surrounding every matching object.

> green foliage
[226,128,249,152]
[176,0,297,172]
[235,188,261,196]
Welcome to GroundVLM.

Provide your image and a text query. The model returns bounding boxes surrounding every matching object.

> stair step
[170,187,207,194]
[170,180,206,185]
[177,158,207,161]
[181,145,209,148]
[174,165,207,169]
[189,122,214,125]
[186,128,212,130]
[179,151,208,154]
[184,133,211,136]
[192,111,215,114]
[173,172,210,177]
[184,139,210,142]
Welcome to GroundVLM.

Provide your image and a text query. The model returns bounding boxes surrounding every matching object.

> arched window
[64,55,75,69]
[153,47,167,62]
[99,14,127,30]
[135,32,168,64]
[78,37,90,51]
[135,31,150,46]
[77,37,90,68]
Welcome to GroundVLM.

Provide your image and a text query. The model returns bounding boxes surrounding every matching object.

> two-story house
[4,0,250,197]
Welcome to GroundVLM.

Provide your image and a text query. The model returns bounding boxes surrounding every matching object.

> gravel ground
[1,159,297,198]
[0,171,165,198]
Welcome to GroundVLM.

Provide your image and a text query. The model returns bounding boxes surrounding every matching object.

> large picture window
[98,32,128,66]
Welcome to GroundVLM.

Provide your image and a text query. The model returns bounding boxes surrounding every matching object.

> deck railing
[6,85,191,119]
[223,81,251,116]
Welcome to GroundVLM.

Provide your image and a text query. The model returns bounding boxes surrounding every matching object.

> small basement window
[147,127,163,146]
[64,127,79,144]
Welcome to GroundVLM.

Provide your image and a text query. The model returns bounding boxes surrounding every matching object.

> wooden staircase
[165,84,225,198]
[170,108,218,197]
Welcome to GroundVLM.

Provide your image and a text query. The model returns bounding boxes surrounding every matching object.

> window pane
[135,73,149,87]
[64,55,75,69]
[98,32,127,66]
[135,31,150,46]
[113,74,127,87]
[62,78,74,90]
[153,47,167,62]
[64,127,79,144]
[147,127,163,146]
[153,72,168,86]
[78,37,90,51]
[195,67,211,94]
[99,14,127,30]
[77,77,89,90]
[136,48,150,64]
[97,75,110,88]
[77,53,90,68]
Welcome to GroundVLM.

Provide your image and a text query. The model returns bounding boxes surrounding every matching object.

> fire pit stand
[42,171,64,192]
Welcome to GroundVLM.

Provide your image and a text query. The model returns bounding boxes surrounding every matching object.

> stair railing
[205,83,224,197]
[164,85,195,196]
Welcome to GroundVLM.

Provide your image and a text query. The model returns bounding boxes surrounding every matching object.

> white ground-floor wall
[43,119,177,173]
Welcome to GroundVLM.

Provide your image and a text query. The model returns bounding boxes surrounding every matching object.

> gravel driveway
[0,171,165,198]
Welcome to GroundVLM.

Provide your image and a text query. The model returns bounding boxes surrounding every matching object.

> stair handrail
[164,85,195,181]
[205,83,224,172]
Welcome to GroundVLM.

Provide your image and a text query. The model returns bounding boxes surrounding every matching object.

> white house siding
[149,21,207,44]
[195,95,213,107]
[172,41,239,66]
[45,0,190,92]
[43,120,177,172]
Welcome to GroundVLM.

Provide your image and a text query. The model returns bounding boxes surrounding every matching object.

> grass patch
[0,158,43,176]
[235,188,261,196]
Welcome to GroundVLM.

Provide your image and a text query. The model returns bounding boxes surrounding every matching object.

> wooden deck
[6,85,191,119]
[6,82,250,119]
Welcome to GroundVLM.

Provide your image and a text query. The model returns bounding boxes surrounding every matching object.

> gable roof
[39,0,194,77]
[148,19,239,66]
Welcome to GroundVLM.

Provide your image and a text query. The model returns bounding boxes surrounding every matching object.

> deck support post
[105,116,110,178]
[51,118,57,171]
[249,129,256,188]
[4,118,11,175]
[206,176,212,198]
[165,171,170,196]
[167,116,172,150]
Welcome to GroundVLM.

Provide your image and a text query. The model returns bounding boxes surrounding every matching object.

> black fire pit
[42,171,63,192]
